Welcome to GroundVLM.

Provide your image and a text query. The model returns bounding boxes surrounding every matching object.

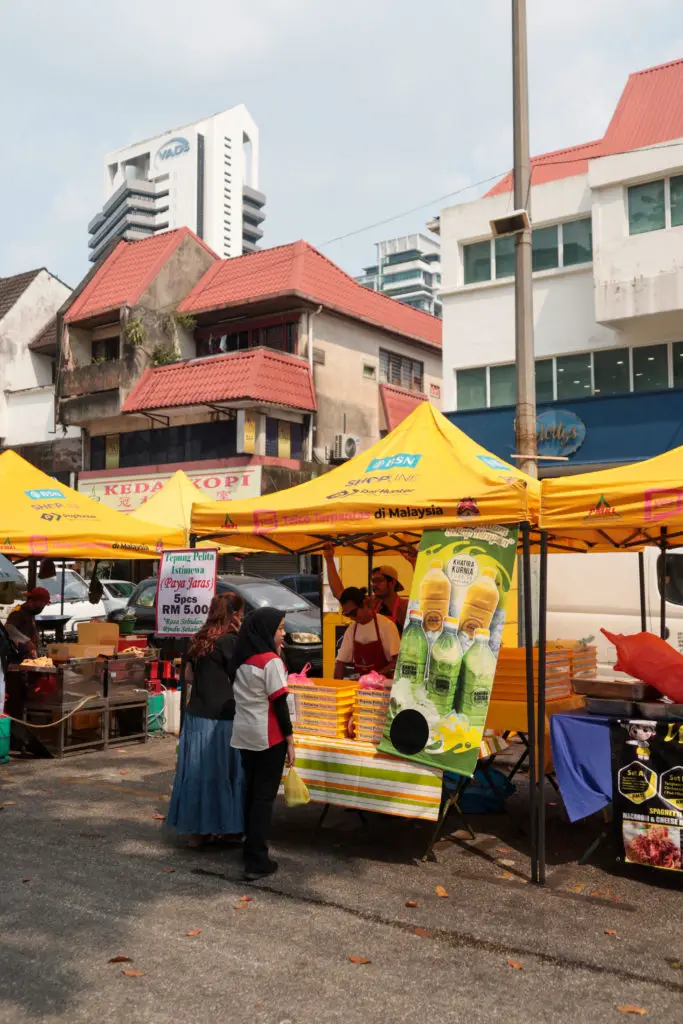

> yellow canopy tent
[131,469,245,555]
[0,450,184,559]
[190,402,540,554]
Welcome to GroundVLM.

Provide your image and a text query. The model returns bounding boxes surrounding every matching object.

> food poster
[155,549,217,637]
[378,525,519,777]
[611,719,683,873]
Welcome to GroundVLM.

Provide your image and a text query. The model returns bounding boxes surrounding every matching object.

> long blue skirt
[167,713,245,836]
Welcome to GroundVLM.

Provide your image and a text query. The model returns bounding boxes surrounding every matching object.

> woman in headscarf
[168,591,245,849]
[231,607,295,880]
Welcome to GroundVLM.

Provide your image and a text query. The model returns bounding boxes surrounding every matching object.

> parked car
[100,580,136,616]
[28,569,107,637]
[108,573,322,674]
[277,573,322,608]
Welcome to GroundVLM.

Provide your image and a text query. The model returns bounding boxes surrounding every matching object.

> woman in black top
[167,592,245,848]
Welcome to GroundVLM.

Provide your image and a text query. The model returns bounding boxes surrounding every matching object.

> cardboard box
[48,643,115,661]
[77,622,119,646]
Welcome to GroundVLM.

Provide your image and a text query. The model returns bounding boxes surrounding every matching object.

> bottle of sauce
[419,560,451,634]
[458,566,499,638]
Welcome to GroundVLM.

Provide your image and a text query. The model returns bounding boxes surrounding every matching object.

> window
[92,337,119,363]
[593,348,629,396]
[265,417,279,457]
[673,342,683,388]
[658,553,683,606]
[563,218,592,266]
[628,180,666,234]
[363,364,376,380]
[633,344,668,391]
[136,582,157,608]
[556,352,592,399]
[196,319,298,357]
[671,175,683,228]
[457,367,487,410]
[489,364,516,407]
[532,226,559,272]
[495,236,515,279]
[379,350,424,392]
[535,359,554,404]
[463,241,491,284]
[383,269,423,284]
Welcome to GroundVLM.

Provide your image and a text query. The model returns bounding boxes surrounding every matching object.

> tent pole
[367,541,374,595]
[536,531,548,885]
[60,560,66,616]
[638,551,647,632]
[179,534,199,734]
[660,527,668,641]
[521,522,537,883]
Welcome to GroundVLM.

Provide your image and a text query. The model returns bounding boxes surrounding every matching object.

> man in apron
[333,587,400,680]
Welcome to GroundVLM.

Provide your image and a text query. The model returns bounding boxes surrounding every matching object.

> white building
[87,104,265,263]
[356,232,441,317]
[438,58,683,474]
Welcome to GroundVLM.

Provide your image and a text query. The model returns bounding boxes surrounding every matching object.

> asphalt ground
[0,737,681,1023]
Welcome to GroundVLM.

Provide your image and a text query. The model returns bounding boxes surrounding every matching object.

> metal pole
[638,551,647,632]
[521,522,537,882]
[367,541,374,595]
[660,528,668,640]
[512,0,537,480]
[60,559,66,616]
[536,531,548,885]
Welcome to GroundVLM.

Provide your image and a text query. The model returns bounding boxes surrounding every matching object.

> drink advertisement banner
[155,549,217,637]
[611,719,683,874]
[378,525,519,777]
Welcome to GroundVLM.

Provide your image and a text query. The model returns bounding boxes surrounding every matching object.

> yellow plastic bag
[283,767,310,808]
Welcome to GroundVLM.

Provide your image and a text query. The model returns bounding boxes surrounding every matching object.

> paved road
[0,739,680,1023]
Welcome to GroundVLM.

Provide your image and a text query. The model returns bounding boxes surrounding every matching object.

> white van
[547,547,683,670]
[0,568,107,637]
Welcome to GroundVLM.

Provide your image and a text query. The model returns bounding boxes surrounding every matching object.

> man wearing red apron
[334,587,401,680]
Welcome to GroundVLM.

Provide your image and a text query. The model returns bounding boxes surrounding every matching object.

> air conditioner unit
[333,433,360,462]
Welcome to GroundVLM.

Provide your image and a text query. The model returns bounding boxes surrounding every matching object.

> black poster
[611,719,683,874]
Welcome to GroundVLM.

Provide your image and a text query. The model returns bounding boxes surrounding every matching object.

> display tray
[585,696,635,716]
[636,701,683,720]
[572,675,651,700]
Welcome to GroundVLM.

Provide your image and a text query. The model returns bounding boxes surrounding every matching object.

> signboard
[611,719,683,874]
[155,549,217,637]
[379,524,518,777]
[536,409,586,458]
[80,464,262,514]
[243,412,257,454]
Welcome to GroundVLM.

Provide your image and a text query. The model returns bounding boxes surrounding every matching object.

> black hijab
[233,607,284,669]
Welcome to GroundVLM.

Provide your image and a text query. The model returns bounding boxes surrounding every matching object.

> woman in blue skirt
[168,592,246,848]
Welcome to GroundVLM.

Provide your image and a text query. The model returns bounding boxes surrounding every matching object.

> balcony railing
[60,360,123,397]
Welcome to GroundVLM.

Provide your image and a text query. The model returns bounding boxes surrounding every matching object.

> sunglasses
[343,607,360,620]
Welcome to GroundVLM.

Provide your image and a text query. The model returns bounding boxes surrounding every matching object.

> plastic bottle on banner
[459,567,499,639]
[395,610,428,690]
[458,628,497,729]
[419,560,451,634]
[426,616,463,717]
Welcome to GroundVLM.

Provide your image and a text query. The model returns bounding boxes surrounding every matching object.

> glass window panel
[628,180,665,234]
[535,359,554,404]
[489,364,516,407]
[494,235,515,279]
[463,241,491,284]
[556,352,592,400]
[670,176,683,228]
[563,218,592,266]
[532,226,559,272]
[593,347,629,396]
[673,341,683,389]
[456,367,487,410]
[632,344,668,392]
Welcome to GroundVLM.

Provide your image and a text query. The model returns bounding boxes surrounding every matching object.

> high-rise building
[87,104,265,263]
[356,232,441,317]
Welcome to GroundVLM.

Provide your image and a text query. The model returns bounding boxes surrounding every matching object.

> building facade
[87,104,265,264]
[356,233,441,317]
[439,58,683,473]
[0,268,80,483]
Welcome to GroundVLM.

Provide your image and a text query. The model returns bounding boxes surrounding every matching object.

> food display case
[7,660,105,711]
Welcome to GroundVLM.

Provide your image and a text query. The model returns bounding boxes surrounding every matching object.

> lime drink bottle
[457,628,496,730]
[395,610,428,689]
[426,616,463,716]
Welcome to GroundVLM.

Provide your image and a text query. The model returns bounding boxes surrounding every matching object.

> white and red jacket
[231,653,290,751]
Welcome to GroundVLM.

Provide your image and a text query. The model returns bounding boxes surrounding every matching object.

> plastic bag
[358,670,388,691]
[283,767,310,807]
[601,628,683,702]
[287,662,312,686]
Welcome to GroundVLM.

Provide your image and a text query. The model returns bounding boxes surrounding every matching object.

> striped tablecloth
[285,735,443,821]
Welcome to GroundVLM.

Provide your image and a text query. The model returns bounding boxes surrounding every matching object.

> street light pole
[512,0,537,478]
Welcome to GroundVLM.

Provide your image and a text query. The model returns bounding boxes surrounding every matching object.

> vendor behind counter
[334,587,400,680]
[5,587,52,657]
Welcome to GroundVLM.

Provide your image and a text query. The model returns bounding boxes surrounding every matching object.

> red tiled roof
[121,348,317,414]
[380,384,428,431]
[486,57,683,196]
[178,241,441,349]
[65,228,217,324]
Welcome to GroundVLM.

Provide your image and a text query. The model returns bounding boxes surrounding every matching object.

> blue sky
[1,0,682,289]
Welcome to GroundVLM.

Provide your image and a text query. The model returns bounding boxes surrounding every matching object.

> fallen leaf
[498,859,516,867]
[21,878,31,884]
[496,872,515,880]
[605,929,618,936]
[2,801,16,807]
[496,847,513,854]
[234,903,248,910]
[152,813,165,821]
[507,959,524,970]
[348,956,371,965]
[454,830,472,840]
[162,867,175,873]
[415,928,430,938]
[669,961,681,970]
[435,885,449,898]
[119,769,128,775]
[238,896,253,903]
[186,929,201,937]
[405,900,420,908]
[121,969,145,978]
[116,748,127,753]
[617,1007,648,1016]
[108,956,133,964]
